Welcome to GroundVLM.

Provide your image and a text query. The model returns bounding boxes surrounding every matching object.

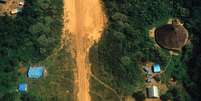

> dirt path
[62,0,107,101]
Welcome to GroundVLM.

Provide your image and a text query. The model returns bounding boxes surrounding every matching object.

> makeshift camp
[28,66,44,79]
[18,83,27,92]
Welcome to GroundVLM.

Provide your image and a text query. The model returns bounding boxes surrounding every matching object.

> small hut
[155,20,188,51]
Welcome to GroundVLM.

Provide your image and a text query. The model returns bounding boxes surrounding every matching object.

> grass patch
[26,49,75,101]
[89,44,121,101]
[90,78,119,101]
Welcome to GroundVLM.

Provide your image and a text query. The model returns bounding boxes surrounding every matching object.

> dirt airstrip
[62,0,107,101]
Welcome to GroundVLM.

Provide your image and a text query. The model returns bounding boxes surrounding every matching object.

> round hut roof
[155,24,188,50]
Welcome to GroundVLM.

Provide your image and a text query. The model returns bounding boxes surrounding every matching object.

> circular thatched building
[155,24,189,51]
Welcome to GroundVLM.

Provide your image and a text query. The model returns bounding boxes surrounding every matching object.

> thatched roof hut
[155,24,188,51]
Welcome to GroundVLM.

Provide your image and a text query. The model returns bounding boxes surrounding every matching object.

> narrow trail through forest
[62,0,107,101]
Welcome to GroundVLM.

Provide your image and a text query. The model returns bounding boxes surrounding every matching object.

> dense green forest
[0,0,63,100]
[90,0,201,101]
[184,0,201,100]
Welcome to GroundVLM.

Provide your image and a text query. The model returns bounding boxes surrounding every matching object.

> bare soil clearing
[62,0,107,101]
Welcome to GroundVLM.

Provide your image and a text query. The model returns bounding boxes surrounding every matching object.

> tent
[28,66,44,79]
[18,83,27,92]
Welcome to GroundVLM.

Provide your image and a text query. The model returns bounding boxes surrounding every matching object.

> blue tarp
[153,64,161,73]
[28,67,44,79]
[18,83,27,92]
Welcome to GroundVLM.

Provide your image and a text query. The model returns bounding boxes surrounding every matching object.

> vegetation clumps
[90,0,201,101]
[0,0,65,100]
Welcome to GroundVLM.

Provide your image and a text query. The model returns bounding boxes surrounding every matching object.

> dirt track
[62,0,107,101]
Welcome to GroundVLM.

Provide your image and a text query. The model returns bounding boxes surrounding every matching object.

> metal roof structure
[28,66,44,79]
[152,64,161,73]
[147,85,159,98]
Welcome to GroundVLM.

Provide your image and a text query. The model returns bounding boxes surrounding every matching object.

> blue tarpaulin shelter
[18,83,27,92]
[28,66,44,79]
[152,64,161,73]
